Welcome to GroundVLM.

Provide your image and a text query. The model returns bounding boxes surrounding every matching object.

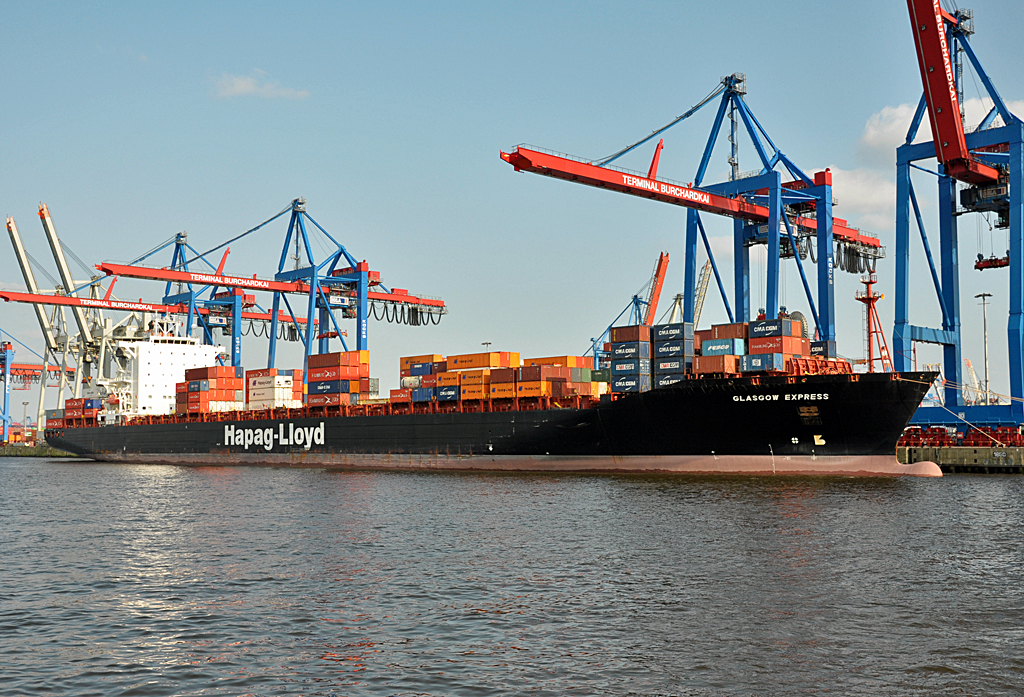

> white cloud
[827,166,897,233]
[857,98,1024,167]
[214,71,310,100]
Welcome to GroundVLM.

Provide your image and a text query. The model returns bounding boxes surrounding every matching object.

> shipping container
[700,338,745,356]
[611,341,651,359]
[436,372,461,386]
[611,358,651,376]
[747,335,806,355]
[810,340,837,358]
[749,319,800,338]
[400,376,422,388]
[570,367,592,383]
[490,383,517,399]
[655,373,686,389]
[44,409,64,419]
[447,351,519,370]
[437,385,460,402]
[308,365,361,381]
[188,380,208,392]
[740,353,787,373]
[518,365,571,382]
[460,369,492,385]
[368,377,379,396]
[308,350,370,369]
[653,322,695,342]
[409,362,434,376]
[250,386,295,401]
[307,393,348,407]
[694,329,714,351]
[694,355,740,374]
[609,325,651,343]
[46,418,64,428]
[411,387,435,402]
[590,369,611,383]
[711,322,749,340]
[461,384,487,400]
[308,380,358,395]
[517,381,552,398]
[390,388,412,403]
[653,358,691,375]
[611,374,652,392]
[490,367,517,384]
[419,375,437,389]
[521,355,592,369]
[400,354,443,370]
[654,339,695,358]
[248,375,293,389]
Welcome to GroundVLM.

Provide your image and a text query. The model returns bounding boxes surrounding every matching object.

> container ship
[44,318,942,477]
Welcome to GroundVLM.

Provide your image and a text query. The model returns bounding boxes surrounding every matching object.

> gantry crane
[503,73,885,346]
[894,2,1024,425]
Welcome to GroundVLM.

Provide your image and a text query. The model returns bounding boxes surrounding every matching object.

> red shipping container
[432,361,447,374]
[83,408,100,417]
[175,382,188,394]
[712,323,748,340]
[748,336,805,355]
[307,393,346,406]
[694,329,714,350]
[519,365,571,382]
[390,388,412,403]
[418,375,436,388]
[64,408,83,418]
[246,368,279,379]
[359,377,371,392]
[66,398,85,408]
[695,355,739,374]
[400,368,412,378]
[308,366,351,381]
[609,325,651,343]
[47,418,64,428]
[490,368,517,384]
[176,392,188,404]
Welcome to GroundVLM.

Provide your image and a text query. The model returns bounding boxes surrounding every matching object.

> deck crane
[894,2,1024,425]
[503,73,885,344]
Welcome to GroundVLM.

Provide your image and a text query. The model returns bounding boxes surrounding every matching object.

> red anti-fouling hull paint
[46,373,941,477]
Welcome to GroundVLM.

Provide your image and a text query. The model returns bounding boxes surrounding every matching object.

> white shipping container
[247,398,301,410]
[248,375,293,389]
[249,386,293,401]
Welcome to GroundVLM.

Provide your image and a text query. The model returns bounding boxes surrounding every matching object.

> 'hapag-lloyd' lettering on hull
[225,422,325,450]
[621,175,711,205]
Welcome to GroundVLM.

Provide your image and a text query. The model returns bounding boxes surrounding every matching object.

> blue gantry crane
[895,2,1023,425]
[503,74,884,347]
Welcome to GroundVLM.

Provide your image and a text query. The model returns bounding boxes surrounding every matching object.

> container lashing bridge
[895,1,1024,425]
[502,72,885,345]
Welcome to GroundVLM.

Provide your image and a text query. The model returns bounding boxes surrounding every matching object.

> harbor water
[2,457,1023,695]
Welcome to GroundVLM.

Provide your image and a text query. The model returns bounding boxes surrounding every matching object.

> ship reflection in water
[2,458,1022,695]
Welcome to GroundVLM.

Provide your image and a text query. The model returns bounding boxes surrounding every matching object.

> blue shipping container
[611,341,651,359]
[749,319,794,338]
[611,358,651,376]
[653,322,694,342]
[437,385,459,402]
[412,387,436,402]
[654,339,695,358]
[655,373,686,389]
[701,338,745,356]
[309,380,348,394]
[810,340,837,358]
[654,358,691,374]
[409,362,434,376]
[188,380,209,392]
[612,374,652,393]
[83,398,102,409]
[740,353,786,373]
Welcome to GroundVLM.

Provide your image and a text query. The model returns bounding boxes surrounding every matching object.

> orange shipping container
[695,355,740,374]
[517,381,553,398]
[490,383,516,399]
[447,351,519,371]
[437,372,461,386]
[522,355,589,368]
[390,388,412,403]
[308,350,370,369]
[400,354,444,370]
[461,384,488,400]
[176,382,188,394]
[460,369,492,386]
[309,365,361,381]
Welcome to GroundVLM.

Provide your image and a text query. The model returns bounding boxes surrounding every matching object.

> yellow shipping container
[400,354,443,370]
[490,383,516,399]
[523,355,580,368]
[461,384,488,400]
[460,369,492,385]
[517,380,552,398]
[436,372,461,386]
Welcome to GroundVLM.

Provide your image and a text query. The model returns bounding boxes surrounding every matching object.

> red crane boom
[643,252,669,326]
[906,0,1000,184]
[500,146,882,250]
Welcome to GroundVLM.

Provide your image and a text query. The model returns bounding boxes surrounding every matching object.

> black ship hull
[46,373,942,476]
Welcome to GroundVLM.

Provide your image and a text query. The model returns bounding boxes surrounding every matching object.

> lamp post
[22,401,29,441]
[976,293,992,405]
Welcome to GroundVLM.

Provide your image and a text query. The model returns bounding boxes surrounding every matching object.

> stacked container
[651,322,695,388]
[609,325,652,393]
[307,351,369,406]
[44,408,64,429]
[62,398,101,422]
[176,365,245,414]
[741,319,809,373]
[693,322,748,376]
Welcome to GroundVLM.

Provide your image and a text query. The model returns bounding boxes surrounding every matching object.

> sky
[3,0,1024,420]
